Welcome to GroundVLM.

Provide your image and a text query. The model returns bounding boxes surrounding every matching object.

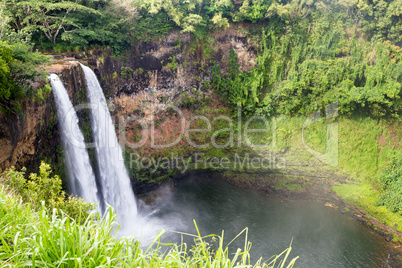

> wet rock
[138,55,162,70]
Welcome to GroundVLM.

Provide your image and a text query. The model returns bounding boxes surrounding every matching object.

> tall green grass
[0,186,297,267]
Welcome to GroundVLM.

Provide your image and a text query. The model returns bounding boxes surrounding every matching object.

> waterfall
[80,64,137,226]
[49,74,100,205]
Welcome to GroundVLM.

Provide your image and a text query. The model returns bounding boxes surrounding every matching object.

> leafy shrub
[0,162,95,221]
[164,56,178,71]
[33,84,52,104]
[120,66,134,79]
[376,152,402,214]
[0,40,49,114]
[179,94,203,110]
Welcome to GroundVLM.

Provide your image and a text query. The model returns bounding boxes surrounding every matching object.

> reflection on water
[142,176,389,268]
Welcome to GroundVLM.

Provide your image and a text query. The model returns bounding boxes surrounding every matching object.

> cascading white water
[80,64,137,226]
[49,74,100,205]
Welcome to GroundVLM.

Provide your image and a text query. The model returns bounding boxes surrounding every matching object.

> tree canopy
[0,0,402,116]
[2,0,402,49]
[0,3,49,114]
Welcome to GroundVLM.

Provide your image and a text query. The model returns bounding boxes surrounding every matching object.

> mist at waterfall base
[51,68,389,266]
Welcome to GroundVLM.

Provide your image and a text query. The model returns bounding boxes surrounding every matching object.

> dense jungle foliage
[3,0,402,49]
[211,32,402,118]
[377,151,402,214]
[1,0,402,116]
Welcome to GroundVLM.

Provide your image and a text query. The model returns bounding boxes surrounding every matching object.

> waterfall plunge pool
[137,176,392,267]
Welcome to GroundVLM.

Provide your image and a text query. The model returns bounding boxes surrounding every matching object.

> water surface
[151,177,389,267]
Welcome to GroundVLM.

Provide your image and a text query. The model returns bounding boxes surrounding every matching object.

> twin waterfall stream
[49,64,137,229]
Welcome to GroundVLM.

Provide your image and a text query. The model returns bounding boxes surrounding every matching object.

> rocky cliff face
[76,27,258,135]
[0,60,85,177]
[83,27,258,193]
[0,26,258,183]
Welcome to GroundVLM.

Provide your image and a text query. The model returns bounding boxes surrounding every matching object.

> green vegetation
[0,164,297,267]
[33,84,52,104]
[120,66,134,79]
[333,182,402,237]
[377,151,402,214]
[211,28,402,118]
[0,162,95,222]
[256,115,402,234]
[332,118,402,231]
[231,112,401,234]
[1,0,402,54]
[164,56,178,71]
[1,0,402,116]
[0,35,48,113]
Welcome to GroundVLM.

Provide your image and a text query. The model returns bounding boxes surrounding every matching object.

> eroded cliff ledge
[0,59,84,176]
